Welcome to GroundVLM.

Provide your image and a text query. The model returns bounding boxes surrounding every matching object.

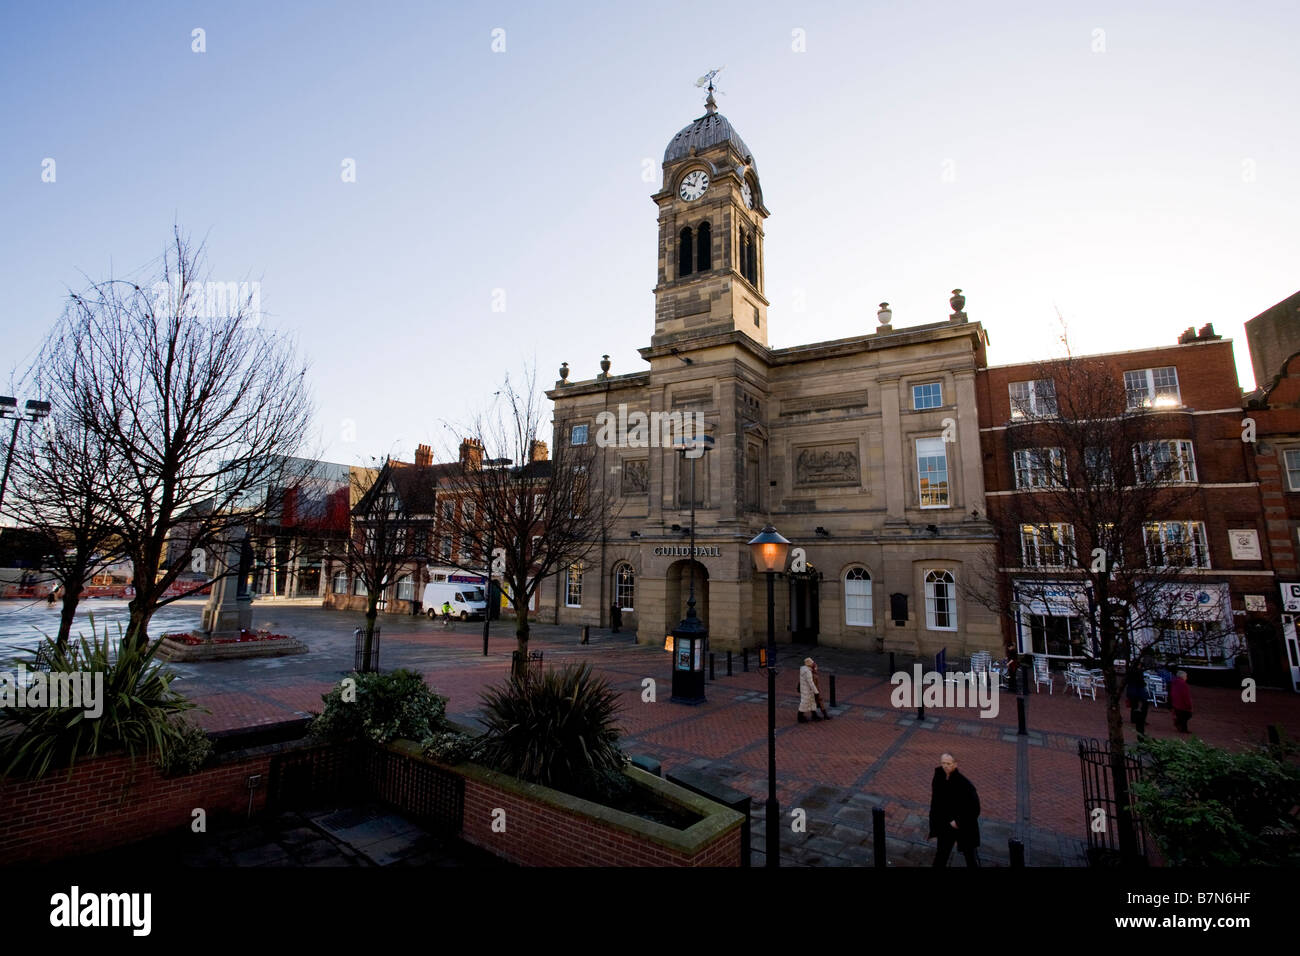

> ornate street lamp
[749,523,790,867]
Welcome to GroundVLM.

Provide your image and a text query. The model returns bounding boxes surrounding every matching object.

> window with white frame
[396,575,414,601]
[1092,522,1123,569]
[912,382,943,410]
[442,501,454,523]
[1143,520,1210,568]
[1084,446,1115,486]
[1008,379,1057,419]
[1134,439,1197,483]
[332,571,348,594]
[925,570,956,630]
[1124,366,1180,409]
[565,563,584,607]
[440,536,453,560]
[844,567,873,626]
[353,578,368,596]
[1020,523,1076,568]
[1013,447,1066,488]
[614,563,635,611]
[571,424,589,446]
[1283,449,1300,491]
[1154,620,1213,662]
[915,437,950,508]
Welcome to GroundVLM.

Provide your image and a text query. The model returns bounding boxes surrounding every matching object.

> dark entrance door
[789,571,820,644]
[1246,620,1288,689]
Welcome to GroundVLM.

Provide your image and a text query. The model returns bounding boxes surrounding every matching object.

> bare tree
[332,460,435,671]
[1,403,125,652]
[968,352,1238,864]
[437,368,619,678]
[35,228,315,646]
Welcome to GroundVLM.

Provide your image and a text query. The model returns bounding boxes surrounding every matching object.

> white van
[422,582,487,621]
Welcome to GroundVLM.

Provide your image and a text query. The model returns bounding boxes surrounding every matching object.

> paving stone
[233,843,292,867]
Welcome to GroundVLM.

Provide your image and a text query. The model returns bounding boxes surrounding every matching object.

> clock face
[679,170,709,201]
[741,180,754,209]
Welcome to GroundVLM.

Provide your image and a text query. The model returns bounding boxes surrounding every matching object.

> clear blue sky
[2,0,1295,464]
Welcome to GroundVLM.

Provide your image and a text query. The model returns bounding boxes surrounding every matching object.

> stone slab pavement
[135,601,1300,867]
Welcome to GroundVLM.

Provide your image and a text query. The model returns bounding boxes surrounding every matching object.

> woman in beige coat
[798,658,829,722]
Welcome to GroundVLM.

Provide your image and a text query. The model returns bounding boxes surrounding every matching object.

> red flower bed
[162,630,292,646]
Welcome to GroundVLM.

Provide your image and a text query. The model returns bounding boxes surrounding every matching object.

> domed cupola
[663,93,757,174]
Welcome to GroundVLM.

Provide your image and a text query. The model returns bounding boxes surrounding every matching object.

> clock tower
[652,89,770,348]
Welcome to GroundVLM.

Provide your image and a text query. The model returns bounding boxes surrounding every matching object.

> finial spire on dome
[694,67,723,113]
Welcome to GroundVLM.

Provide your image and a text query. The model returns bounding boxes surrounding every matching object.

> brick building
[976,327,1272,676]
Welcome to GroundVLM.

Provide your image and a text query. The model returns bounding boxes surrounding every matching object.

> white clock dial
[741,180,754,209]
[679,170,709,201]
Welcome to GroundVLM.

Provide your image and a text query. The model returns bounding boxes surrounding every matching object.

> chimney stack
[1178,327,1197,344]
[414,444,433,467]
[530,439,549,462]
[1197,323,1220,340]
[459,438,483,469]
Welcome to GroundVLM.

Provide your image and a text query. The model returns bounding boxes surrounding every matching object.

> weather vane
[694,66,725,108]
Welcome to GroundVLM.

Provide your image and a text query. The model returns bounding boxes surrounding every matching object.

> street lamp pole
[749,524,790,868]
[0,398,52,523]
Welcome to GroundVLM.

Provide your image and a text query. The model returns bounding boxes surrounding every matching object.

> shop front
[1012,580,1093,662]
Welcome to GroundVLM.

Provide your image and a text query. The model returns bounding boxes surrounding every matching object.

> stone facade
[545,98,1002,658]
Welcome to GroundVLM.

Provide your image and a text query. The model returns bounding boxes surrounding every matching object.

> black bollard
[872,806,886,868]
[1009,838,1024,867]
[829,674,837,708]
[918,699,925,722]
[743,648,749,673]
[727,650,733,677]
[580,625,589,645]
[1017,695,1027,736]
[709,653,715,681]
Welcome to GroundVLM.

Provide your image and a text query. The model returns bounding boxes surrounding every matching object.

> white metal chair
[1145,674,1168,708]
[970,651,992,675]
[1033,655,1053,694]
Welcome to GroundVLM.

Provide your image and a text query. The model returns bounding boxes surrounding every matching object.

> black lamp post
[749,523,790,868]
[670,433,714,704]
[0,397,51,521]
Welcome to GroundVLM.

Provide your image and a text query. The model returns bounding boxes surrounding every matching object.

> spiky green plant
[1,625,197,780]
[476,663,626,792]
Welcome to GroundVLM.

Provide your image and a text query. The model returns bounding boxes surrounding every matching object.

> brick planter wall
[0,745,290,865]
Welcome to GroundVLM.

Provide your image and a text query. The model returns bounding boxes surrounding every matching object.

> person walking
[798,658,822,722]
[1125,661,1151,736]
[610,603,622,633]
[928,752,981,867]
[1170,670,1193,733]
[810,659,831,720]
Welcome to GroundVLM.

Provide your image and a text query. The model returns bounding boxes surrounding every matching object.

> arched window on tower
[738,230,750,282]
[746,233,757,284]
[678,227,694,278]
[696,221,711,272]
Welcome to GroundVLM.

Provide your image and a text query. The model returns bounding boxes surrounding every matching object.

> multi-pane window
[1084,446,1115,486]
[1284,449,1300,491]
[442,501,454,523]
[1028,614,1090,659]
[615,564,635,611]
[1092,522,1123,570]
[1012,447,1066,488]
[925,570,956,630]
[1020,523,1076,568]
[396,575,414,601]
[440,536,453,560]
[353,578,368,596]
[916,438,950,508]
[844,567,873,626]
[1143,521,1210,568]
[1134,440,1197,483]
[1154,621,1212,662]
[332,571,348,594]
[565,563,584,607]
[1008,379,1057,419]
[1124,366,1180,409]
[912,382,943,410]
[571,424,588,446]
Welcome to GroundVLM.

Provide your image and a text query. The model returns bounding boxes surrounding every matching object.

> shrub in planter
[422,730,489,765]
[1,629,196,780]
[310,669,448,744]
[1132,736,1300,866]
[477,663,626,794]
[156,718,214,777]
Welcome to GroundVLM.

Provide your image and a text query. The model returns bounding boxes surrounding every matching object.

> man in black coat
[928,752,981,867]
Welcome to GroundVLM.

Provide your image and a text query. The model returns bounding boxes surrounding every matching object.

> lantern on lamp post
[749,524,790,867]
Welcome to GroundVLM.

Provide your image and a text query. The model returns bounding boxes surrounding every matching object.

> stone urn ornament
[600,354,611,377]
[876,302,893,330]
[559,361,569,383]
[950,289,966,314]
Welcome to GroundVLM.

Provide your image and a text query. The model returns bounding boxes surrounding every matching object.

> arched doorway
[665,559,709,628]
[789,567,820,644]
